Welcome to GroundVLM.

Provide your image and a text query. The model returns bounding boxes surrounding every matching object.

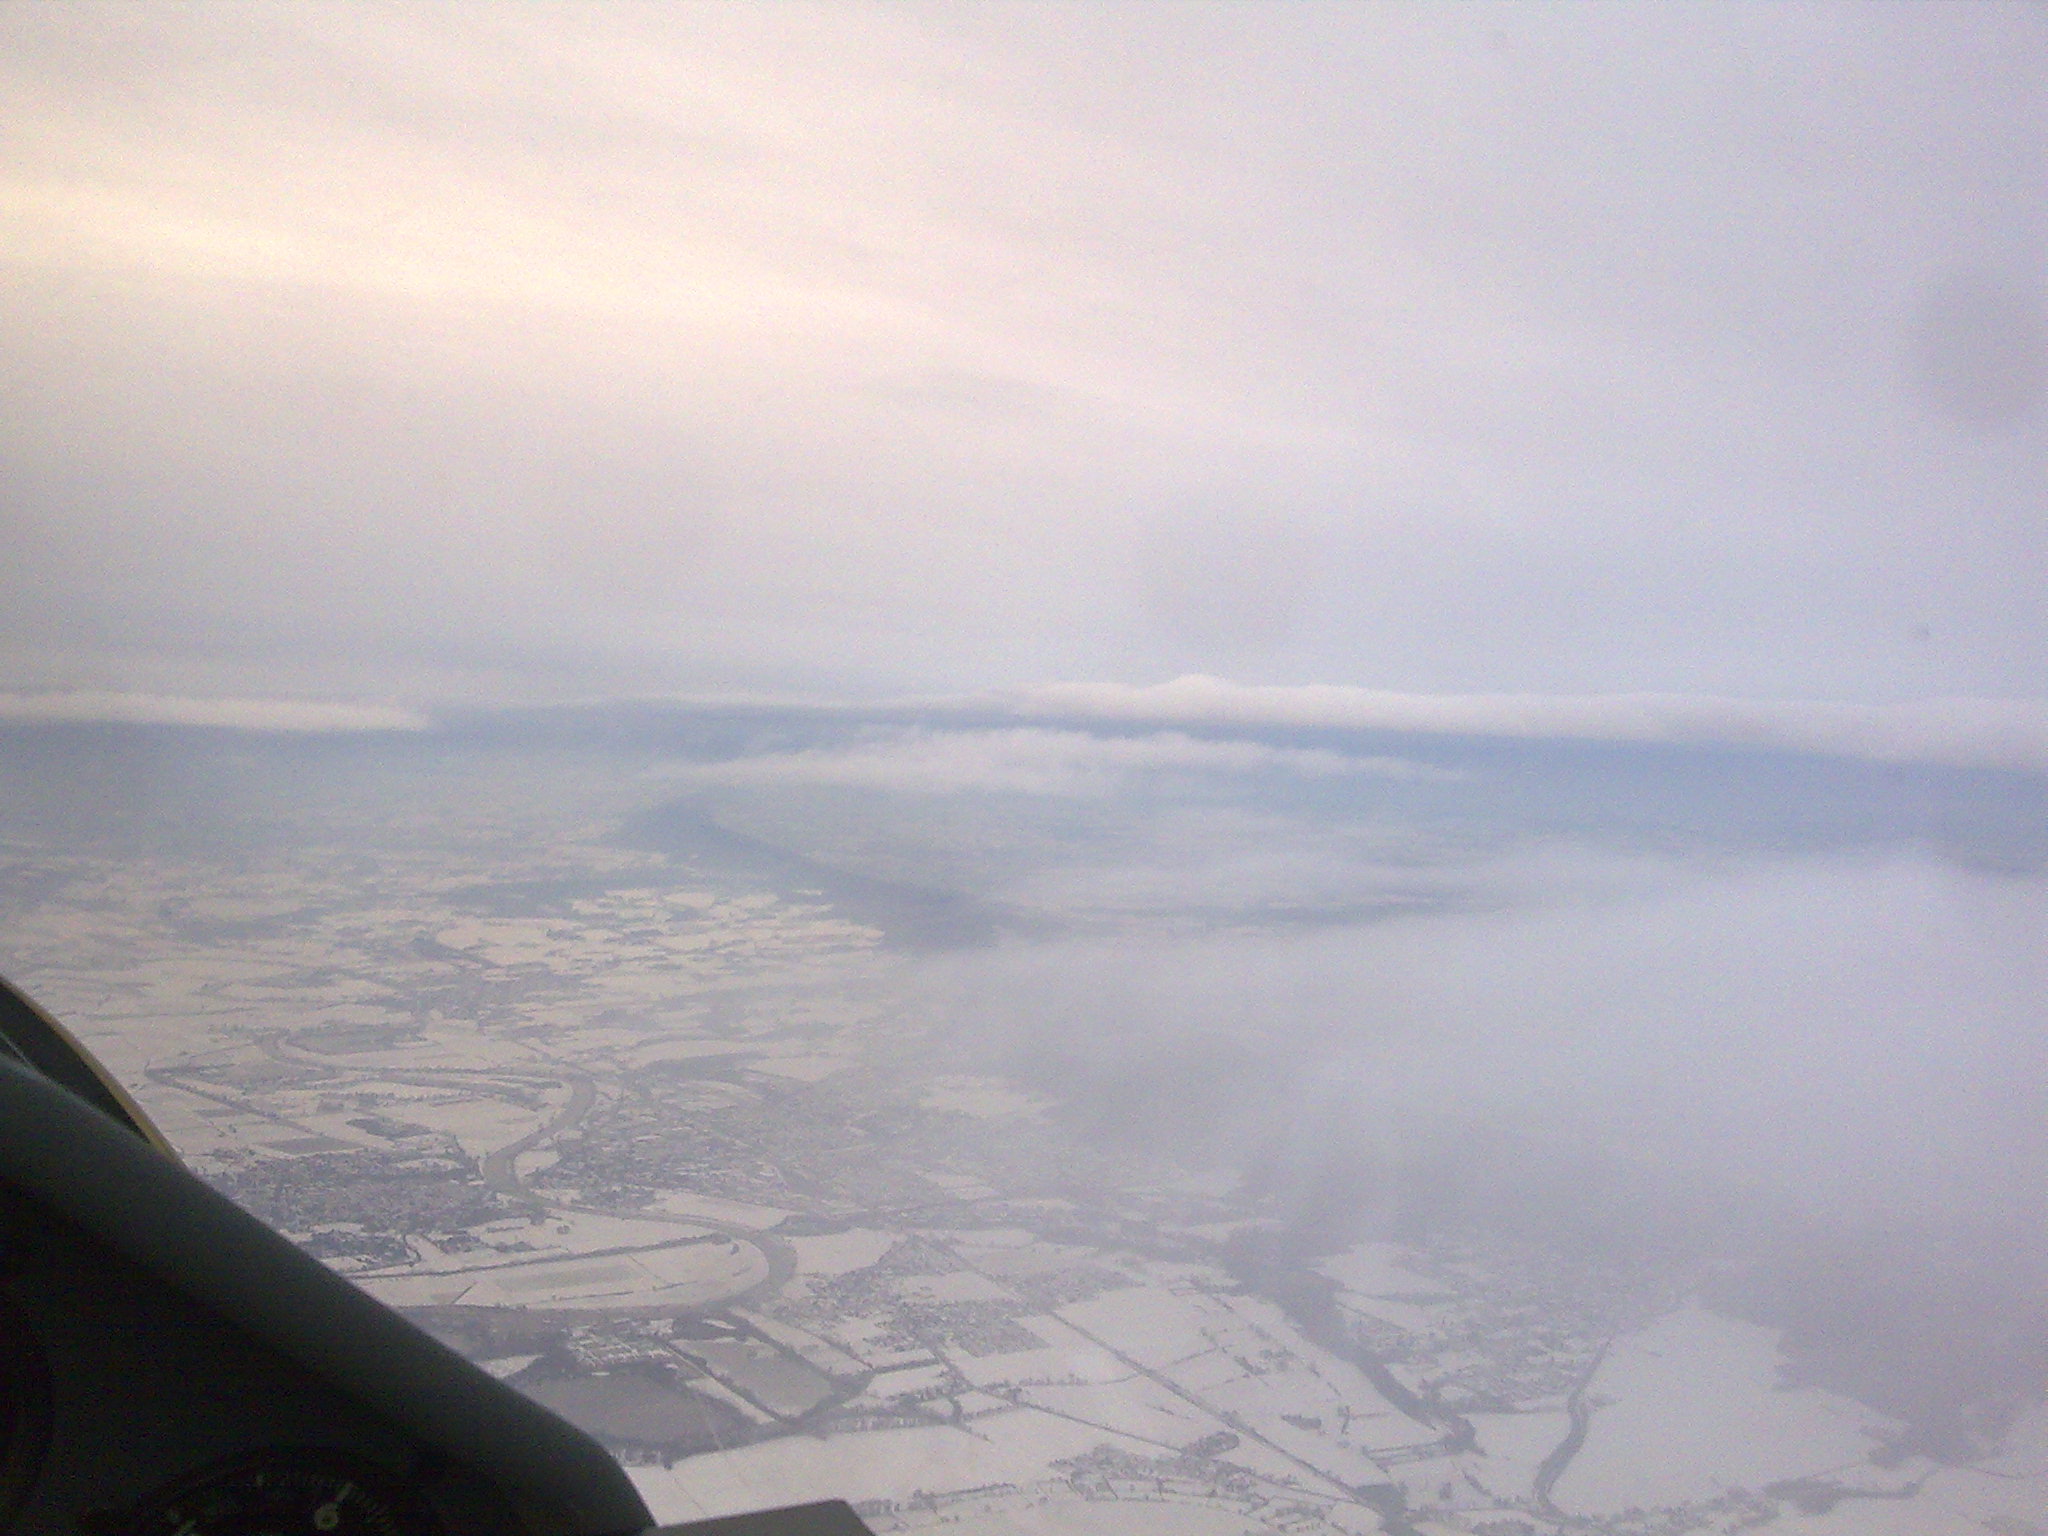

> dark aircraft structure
[0,973,870,1536]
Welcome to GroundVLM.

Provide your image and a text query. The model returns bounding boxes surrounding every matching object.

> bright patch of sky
[2,1,2044,723]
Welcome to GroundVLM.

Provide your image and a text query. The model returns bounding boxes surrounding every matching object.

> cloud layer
[1018,676,2048,772]
[653,725,1452,797]
[0,691,429,732]
[2,3,2043,704]
[924,852,2048,1228]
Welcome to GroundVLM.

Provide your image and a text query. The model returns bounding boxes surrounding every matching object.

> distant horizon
[6,676,2048,774]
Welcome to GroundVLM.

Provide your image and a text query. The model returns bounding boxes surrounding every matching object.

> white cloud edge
[0,691,430,733]
[651,727,1458,797]
[8,680,2043,771]
[1011,676,2048,772]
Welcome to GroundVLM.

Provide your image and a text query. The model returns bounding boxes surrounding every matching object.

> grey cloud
[0,2,2043,703]
[647,725,1454,797]
[0,691,428,732]
[1017,676,2048,772]
[1909,266,2048,430]
[922,852,2048,1227]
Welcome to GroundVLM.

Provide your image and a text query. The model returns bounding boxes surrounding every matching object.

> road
[1533,1340,1608,1515]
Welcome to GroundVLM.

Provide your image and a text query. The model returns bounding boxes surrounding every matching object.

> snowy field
[1551,1303,1894,1514]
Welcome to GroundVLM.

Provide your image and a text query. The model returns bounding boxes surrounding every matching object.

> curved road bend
[479,1075,595,1199]
[256,1028,594,1200]
[1533,1341,1608,1515]
[475,1075,800,1299]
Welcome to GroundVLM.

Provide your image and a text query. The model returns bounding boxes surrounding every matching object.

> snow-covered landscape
[2,718,2042,1536]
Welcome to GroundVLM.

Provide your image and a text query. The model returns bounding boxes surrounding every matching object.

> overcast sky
[3,1,2044,719]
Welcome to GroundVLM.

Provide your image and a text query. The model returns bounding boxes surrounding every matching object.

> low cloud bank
[0,691,429,733]
[651,726,1453,797]
[917,847,2048,1453]
[921,852,2048,1230]
[1015,676,2048,772]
